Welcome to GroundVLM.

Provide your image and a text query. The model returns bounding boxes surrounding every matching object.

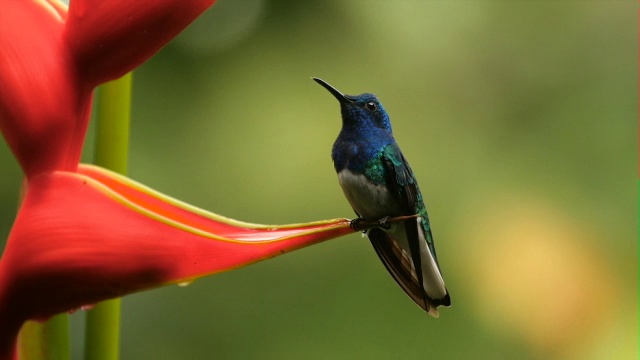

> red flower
[0,0,217,178]
[0,1,354,357]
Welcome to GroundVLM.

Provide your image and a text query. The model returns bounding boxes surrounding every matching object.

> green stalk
[85,73,132,360]
[92,73,132,174]
[18,315,70,360]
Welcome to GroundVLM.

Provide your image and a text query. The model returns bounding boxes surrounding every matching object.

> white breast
[337,169,398,220]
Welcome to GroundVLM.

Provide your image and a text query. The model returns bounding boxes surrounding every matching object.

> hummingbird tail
[367,218,450,316]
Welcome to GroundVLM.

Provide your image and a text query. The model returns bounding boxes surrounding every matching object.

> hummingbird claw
[378,216,391,230]
[350,216,394,232]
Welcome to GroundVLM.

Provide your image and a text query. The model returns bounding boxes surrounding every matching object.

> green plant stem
[85,73,132,360]
[18,315,70,360]
[93,74,132,174]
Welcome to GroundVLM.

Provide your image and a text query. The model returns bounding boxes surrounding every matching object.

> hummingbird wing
[367,144,450,316]
[368,227,429,307]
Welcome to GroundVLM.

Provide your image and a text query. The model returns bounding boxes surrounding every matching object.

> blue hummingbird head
[313,78,392,135]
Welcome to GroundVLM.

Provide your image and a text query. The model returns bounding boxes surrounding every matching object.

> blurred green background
[0,0,637,359]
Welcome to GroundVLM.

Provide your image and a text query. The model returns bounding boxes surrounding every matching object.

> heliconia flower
[0,166,354,356]
[0,1,360,358]
[0,0,216,178]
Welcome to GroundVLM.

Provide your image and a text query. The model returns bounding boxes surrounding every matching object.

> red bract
[0,1,355,358]
[0,168,353,355]
[0,0,217,177]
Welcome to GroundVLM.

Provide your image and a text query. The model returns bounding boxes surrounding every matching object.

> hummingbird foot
[349,216,396,232]
[377,216,392,230]
[350,217,368,233]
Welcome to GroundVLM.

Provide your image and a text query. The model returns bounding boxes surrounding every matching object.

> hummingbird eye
[365,102,377,111]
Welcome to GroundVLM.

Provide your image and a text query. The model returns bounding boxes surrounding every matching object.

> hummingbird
[313,78,450,317]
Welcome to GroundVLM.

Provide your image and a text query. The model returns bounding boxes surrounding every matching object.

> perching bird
[313,78,450,317]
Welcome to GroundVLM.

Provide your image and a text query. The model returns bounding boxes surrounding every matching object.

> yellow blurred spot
[460,193,629,358]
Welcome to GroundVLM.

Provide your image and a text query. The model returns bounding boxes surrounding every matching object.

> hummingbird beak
[312,77,352,103]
